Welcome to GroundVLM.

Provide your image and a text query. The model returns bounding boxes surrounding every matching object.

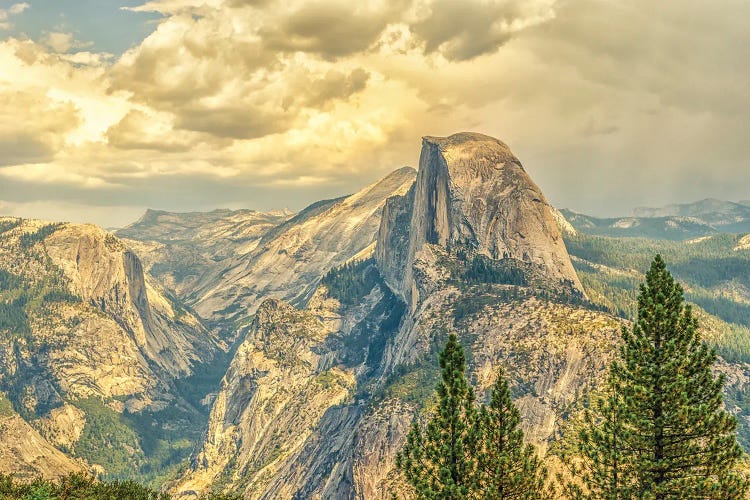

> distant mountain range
[561,198,750,240]
[2,134,750,498]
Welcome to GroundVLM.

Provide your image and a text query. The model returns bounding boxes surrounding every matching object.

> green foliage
[0,473,169,499]
[19,224,61,249]
[379,360,440,407]
[396,337,547,499]
[0,393,14,417]
[570,256,749,498]
[474,369,547,499]
[321,258,380,305]
[709,323,750,364]
[0,219,21,236]
[397,334,478,498]
[0,472,242,499]
[454,253,528,286]
[73,398,145,479]
[0,295,30,335]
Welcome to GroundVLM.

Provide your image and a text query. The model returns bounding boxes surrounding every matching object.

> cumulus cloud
[260,1,406,58]
[1,0,749,226]
[0,90,81,165]
[411,0,557,60]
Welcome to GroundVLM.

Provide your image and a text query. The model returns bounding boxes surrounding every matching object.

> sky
[0,0,748,228]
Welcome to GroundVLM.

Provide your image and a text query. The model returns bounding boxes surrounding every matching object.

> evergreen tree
[566,372,631,499]
[574,255,748,499]
[474,368,547,499]
[396,334,478,499]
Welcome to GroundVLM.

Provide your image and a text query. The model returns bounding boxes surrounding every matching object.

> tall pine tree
[396,334,478,499]
[565,372,631,499]
[474,368,547,499]
[574,255,748,499]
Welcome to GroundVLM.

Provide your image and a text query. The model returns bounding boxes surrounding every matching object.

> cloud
[410,0,557,60]
[1,0,750,226]
[0,90,81,165]
[0,2,29,30]
[260,1,406,59]
[40,32,94,53]
[106,109,200,151]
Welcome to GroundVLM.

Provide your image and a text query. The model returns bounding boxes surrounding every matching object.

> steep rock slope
[45,223,214,378]
[176,134,620,499]
[377,133,583,308]
[0,396,85,480]
[117,209,292,301]
[191,167,416,322]
[0,218,217,477]
[172,284,396,498]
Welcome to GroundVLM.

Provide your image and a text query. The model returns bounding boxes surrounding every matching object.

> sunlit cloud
[0,0,749,227]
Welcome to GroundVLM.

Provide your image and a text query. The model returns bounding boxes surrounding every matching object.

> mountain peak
[422,132,522,175]
[377,132,584,308]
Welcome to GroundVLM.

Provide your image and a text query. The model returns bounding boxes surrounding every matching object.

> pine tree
[474,368,547,499]
[567,371,631,499]
[396,334,478,499]
[574,255,748,499]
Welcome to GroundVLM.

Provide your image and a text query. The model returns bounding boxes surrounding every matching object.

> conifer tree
[474,368,547,499]
[573,255,748,499]
[396,334,478,499]
[566,372,631,499]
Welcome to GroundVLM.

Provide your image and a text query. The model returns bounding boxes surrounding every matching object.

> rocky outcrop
[191,167,416,322]
[45,223,215,378]
[0,404,86,480]
[0,218,219,477]
[376,133,583,308]
[172,298,358,498]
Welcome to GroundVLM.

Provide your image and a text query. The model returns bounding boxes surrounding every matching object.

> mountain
[5,133,750,497]
[632,198,750,232]
[562,230,750,448]
[377,133,583,310]
[0,394,85,480]
[188,167,416,324]
[558,198,750,241]
[0,218,219,480]
[172,133,620,498]
[560,209,719,240]
[117,209,292,302]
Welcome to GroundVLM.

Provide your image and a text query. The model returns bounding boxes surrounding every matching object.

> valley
[1,133,750,498]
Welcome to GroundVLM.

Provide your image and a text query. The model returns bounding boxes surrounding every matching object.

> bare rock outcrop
[377,133,583,308]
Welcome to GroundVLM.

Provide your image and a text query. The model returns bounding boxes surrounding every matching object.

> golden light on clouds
[0,0,749,227]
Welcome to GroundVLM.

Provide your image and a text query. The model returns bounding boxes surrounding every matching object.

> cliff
[376,133,583,308]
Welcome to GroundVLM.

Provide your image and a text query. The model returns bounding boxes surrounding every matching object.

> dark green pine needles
[396,334,546,499]
[397,333,478,498]
[573,255,749,499]
[474,368,547,499]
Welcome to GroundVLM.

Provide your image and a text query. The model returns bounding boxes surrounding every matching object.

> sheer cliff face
[44,223,215,379]
[0,219,218,477]
[191,167,416,322]
[176,136,612,499]
[377,132,583,307]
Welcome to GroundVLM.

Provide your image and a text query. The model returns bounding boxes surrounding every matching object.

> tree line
[396,255,749,499]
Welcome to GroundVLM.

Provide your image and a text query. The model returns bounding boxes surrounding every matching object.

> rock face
[117,209,292,301]
[176,133,621,499]
[0,400,86,480]
[45,223,214,378]
[377,133,583,308]
[173,297,358,498]
[0,218,218,476]
[190,167,416,322]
